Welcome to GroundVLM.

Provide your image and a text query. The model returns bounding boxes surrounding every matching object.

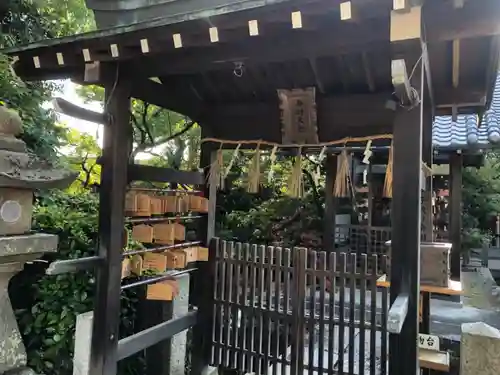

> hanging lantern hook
[233,61,244,78]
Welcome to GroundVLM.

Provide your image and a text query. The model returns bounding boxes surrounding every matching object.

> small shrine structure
[3,1,500,375]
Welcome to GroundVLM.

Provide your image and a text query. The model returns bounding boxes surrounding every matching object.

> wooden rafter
[361,52,375,92]
[308,58,325,94]
[452,39,460,88]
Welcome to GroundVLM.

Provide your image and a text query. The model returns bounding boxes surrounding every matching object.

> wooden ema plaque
[153,223,185,244]
[147,280,179,301]
[150,197,163,215]
[131,224,154,243]
[143,252,167,272]
[121,258,131,279]
[189,196,209,213]
[153,223,174,244]
[130,255,143,276]
[183,247,198,263]
[165,250,187,269]
[197,247,209,261]
[125,192,151,217]
[163,196,180,213]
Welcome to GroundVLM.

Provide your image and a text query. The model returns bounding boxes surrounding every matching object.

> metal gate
[210,238,389,375]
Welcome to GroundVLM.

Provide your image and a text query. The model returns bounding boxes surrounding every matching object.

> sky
[53,80,156,160]
[55,80,103,144]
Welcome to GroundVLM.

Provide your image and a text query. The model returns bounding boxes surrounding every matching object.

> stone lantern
[0,106,77,375]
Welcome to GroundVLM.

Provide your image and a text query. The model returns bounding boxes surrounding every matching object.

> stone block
[73,311,93,375]
[461,322,500,375]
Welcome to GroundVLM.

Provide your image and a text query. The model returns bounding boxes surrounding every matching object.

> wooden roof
[3,0,500,143]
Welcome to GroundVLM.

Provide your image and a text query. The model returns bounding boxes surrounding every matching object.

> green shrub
[11,191,142,375]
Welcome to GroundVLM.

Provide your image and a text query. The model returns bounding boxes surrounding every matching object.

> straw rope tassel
[288,153,303,198]
[268,145,278,183]
[247,146,261,193]
[224,144,241,179]
[334,149,350,197]
[207,148,224,190]
[383,142,394,198]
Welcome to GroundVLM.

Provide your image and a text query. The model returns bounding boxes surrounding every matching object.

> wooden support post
[450,152,463,280]
[190,134,217,375]
[324,154,337,252]
[422,89,434,243]
[139,297,174,375]
[89,65,132,375]
[389,58,423,375]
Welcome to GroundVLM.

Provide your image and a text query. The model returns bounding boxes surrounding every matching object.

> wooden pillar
[89,66,132,375]
[450,152,463,280]
[422,91,434,242]
[324,154,337,252]
[389,61,423,375]
[190,128,217,375]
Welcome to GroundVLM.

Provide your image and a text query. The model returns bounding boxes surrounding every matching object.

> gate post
[290,247,307,375]
[190,139,217,375]
[389,57,424,375]
[89,65,132,375]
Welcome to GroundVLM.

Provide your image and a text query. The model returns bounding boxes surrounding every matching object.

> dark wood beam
[90,65,131,375]
[449,152,463,280]
[323,154,337,253]
[53,97,106,124]
[361,52,375,92]
[11,0,500,82]
[203,92,395,143]
[389,58,423,375]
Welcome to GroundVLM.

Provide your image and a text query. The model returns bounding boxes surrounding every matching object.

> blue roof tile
[432,73,500,150]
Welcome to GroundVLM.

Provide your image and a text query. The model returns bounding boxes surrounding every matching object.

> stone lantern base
[0,233,58,375]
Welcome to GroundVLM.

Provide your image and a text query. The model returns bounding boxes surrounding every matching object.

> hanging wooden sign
[163,196,180,213]
[165,250,187,269]
[130,255,143,276]
[150,197,163,215]
[121,258,131,279]
[278,87,318,145]
[153,223,175,244]
[197,247,209,261]
[146,280,179,301]
[183,247,198,263]
[131,224,154,243]
[143,253,167,272]
[125,192,151,216]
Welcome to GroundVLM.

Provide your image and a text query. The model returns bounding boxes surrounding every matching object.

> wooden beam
[130,78,202,118]
[53,97,106,124]
[390,6,421,42]
[361,52,376,92]
[449,152,463,280]
[203,92,395,143]
[323,154,337,252]
[89,65,131,375]
[128,164,204,185]
[452,39,460,88]
[308,58,325,94]
[389,57,422,375]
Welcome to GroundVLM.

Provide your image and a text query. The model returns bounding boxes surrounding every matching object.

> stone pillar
[461,322,500,375]
[73,312,94,375]
[0,262,27,373]
[169,273,190,375]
